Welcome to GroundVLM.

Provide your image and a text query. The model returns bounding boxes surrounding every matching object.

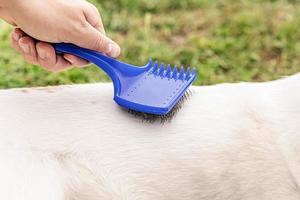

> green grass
[0,0,300,88]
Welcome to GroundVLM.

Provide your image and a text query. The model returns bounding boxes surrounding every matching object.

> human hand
[0,0,120,72]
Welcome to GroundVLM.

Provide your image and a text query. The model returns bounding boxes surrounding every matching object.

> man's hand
[0,0,120,72]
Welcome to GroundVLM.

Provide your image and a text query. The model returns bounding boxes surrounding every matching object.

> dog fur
[0,73,300,200]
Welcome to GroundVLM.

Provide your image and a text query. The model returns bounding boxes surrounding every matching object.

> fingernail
[12,32,20,41]
[107,43,120,58]
[37,48,47,60]
[64,56,74,64]
[19,42,30,54]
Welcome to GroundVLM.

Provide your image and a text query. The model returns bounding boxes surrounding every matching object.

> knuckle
[63,21,88,42]
[36,41,45,49]
[76,23,89,38]
[92,8,100,18]
[93,36,106,52]
[84,2,99,15]
[90,4,99,13]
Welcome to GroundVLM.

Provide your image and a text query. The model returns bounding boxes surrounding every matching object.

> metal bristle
[159,63,165,76]
[127,89,194,123]
[172,65,178,79]
[179,66,185,80]
[166,64,171,78]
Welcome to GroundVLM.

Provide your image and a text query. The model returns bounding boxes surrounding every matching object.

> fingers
[18,36,39,65]
[83,3,106,35]
[11,28,90,72]
[69,4,120,58]
[35,42,86,72]
[71,23,121,58]
[35,43,89,71]
[63,54,90,67]
[11,28,26,53]
[36,42,64,71]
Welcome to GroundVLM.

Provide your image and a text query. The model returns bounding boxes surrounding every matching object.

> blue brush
[54,43,197,115]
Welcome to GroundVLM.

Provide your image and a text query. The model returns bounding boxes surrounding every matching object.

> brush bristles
[127,89,193,123]
[128,59,197,123]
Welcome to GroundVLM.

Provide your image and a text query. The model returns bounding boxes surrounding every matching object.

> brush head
[115,59,197,115]
[127,89,193,123]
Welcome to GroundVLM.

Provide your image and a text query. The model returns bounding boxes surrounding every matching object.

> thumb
[69,24,120,58]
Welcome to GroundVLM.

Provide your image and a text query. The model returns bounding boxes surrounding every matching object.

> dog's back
[0,73,300,200]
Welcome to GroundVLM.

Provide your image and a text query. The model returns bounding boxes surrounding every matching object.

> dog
[0,73,299,200]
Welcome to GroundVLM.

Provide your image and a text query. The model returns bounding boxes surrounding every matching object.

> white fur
[0,73,300,200]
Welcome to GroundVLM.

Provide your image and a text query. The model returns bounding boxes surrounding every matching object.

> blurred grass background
[0,0,299,88]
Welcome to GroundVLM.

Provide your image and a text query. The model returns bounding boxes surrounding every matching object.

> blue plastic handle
[53,43,150,96]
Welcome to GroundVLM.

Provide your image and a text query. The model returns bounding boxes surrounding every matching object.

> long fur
[0,73,300,200]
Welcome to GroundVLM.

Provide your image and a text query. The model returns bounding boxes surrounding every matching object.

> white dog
[0,73,299,200]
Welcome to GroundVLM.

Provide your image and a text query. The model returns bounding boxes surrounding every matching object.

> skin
[0,0,121,72]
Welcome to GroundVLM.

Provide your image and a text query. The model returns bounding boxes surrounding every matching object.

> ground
[0,0,299,88]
